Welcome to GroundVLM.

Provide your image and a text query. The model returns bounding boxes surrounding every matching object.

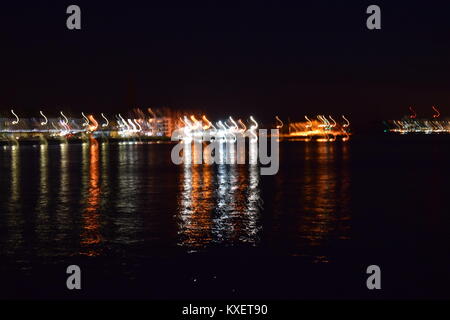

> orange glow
[432,106,441,118]
[87,114,99,131]
[81,138,102,256]
[285,115,352,142]
[202,115,212,130]
[275,116,284,129]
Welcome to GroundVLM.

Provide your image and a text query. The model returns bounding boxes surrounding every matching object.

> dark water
[0,139,449,299]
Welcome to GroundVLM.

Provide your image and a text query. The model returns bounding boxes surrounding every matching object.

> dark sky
[2,0,450,125]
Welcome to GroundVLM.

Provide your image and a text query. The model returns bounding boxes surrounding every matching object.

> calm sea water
[0,139,449,299]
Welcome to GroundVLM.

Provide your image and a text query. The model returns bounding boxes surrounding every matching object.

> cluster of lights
[0,109,262,143]
[385,106,450,134]
[0,108,172,138]
[2,109,353,143]
[385,119,450,134]
[174,115,259,143]
[285,115,351,142]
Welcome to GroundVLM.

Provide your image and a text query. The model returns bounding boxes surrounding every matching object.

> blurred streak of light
[317,115,326,127]
[148,108,156,119]
[51,122,59,131]
[60,111,69,125]
[238,119,247,131]
[217,120,226,131]
[305,116,313,128]
[342,115,350,127]
[328,115,337,128]
[179,117,187,127]
[229,116,239,130]
[133,119,142,131]
[118,114,130,131]
[101,113,109,127]
[115,115,123,128]
[87,115,99,131]
[11,109,19,125]
[409,106,417,119]
[184,116,193,129]
[127,119,137,131]
[81,112,89,126]
[202,115,212,130]
[432,106,441,118]
[190,115,200,128]
[275,116,284,129]
[250,116,258,129]
[40,111,48,125]
[59,120,70,136]
[317,115,330,141]
[249,116,258,142]
[226,117,237,143]
[342,115,351,142]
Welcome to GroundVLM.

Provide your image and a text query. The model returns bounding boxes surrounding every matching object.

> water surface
[0,140,449,299]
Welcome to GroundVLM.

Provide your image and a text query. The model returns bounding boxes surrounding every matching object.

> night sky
[2,1,450,127]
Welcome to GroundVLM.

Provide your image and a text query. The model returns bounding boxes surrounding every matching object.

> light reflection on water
[0,142,351,267]
[177,142,262,250]
[35,145,50,256]
[4,146,23,255]
[80,139,102,256]
[112,143,144,246]
[270,142,351,261]
[54,143,71,248]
